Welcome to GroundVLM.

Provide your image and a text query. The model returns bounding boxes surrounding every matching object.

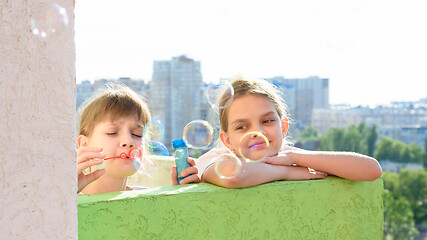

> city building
[312,103,427,149]
[75,60,427,152]
[151,55,203,149]
[312,106,361,134]
[268,76,329,129]
[76,80,93,108]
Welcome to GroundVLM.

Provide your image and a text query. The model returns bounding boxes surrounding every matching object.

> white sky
[74,0,427,106]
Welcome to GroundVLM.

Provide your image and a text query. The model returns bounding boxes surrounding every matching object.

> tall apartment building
[268,76,329,128]
[151,55,203,149]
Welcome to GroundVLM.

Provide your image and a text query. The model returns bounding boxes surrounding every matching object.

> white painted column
[0,0,77,239]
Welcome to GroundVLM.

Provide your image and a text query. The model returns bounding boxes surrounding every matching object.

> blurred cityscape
[76,55,427,157]
[77,55,427,239]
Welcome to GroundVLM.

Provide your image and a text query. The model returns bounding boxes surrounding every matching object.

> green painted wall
[78,177,383,239]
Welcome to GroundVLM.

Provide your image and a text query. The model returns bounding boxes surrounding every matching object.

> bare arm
[202,160,326,188]
[265,149,382,181]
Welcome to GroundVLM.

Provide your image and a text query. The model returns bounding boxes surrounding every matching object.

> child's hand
[284,166,327,181]
[171,157,200,185]
[262,151,294,166]
[77,146,106,193]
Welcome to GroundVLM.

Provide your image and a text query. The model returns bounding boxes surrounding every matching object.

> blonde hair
[218,76,288,132]
[78,84,151,137]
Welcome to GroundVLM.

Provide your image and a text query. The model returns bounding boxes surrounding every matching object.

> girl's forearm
[203,161,287,188]
[202,161,327,188]
[287,150,382,181]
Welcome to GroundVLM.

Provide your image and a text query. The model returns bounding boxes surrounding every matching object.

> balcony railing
[78,176,383,239]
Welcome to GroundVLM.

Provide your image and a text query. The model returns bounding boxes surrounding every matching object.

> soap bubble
[146,141,169,156]
[129,148,142,160]
[133,160,141,172]
[137,141,169,173]
[206,79,234,109]
[30,4,69,39]
[214,153,242,179]
[238,131,270,162]
[143,119,165,143]
[129,147,143,172]
[183,120,214,149]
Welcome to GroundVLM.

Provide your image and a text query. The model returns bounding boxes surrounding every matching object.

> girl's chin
[110,160,139,175]
[268,145,282,156]
[236,149,280,159]
[119,168,138,177]
[268,152,280,157]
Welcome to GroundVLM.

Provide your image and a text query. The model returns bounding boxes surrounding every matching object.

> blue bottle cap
[172,139,187,148]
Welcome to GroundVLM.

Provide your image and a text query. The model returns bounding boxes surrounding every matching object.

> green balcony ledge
[78,176,383,239]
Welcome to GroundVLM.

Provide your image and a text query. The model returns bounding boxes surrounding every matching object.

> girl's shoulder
[196,148,230,179]
[197,148,230,163]
[203,148,230,156]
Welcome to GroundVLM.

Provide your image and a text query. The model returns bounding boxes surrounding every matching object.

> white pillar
[0,0,77,239]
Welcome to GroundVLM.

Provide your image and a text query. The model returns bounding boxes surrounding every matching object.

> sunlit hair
[218,76,288,132]
[77,84,151,137]
[211,75,291,148]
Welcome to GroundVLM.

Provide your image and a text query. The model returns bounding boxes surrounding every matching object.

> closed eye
[132,133,142,138]
[263,119,275,124]
[235,125,247,131]
[106,132,117,135]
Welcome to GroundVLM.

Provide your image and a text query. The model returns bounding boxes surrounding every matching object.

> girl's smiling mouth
[249,141,268,150]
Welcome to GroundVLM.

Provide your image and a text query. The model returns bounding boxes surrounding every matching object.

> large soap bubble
[238,131,270,162]
[183,120,214,149]
[214,153,242,179]
[206,79,234,109]
[30,4,69,39]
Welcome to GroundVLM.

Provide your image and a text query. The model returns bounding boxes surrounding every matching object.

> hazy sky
[74,0,427,106]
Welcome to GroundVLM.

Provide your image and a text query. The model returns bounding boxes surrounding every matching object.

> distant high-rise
[151,55,203,149]
[269,76,329,128]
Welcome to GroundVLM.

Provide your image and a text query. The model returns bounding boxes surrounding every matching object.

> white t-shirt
[196,148,230,181]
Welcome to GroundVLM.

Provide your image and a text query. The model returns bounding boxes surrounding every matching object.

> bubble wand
[103,147,142,160]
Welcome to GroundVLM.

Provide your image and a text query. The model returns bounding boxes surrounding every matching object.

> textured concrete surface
[78,177,383,239]
[0,0,77,239]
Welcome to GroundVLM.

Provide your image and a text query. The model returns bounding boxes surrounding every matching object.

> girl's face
[80,114,144,177]
[220,94,288,159]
